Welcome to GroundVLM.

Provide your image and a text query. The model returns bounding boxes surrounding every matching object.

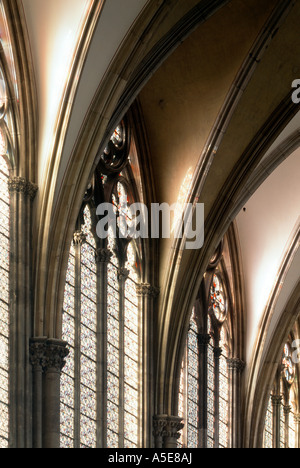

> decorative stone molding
[118,267,130,281]
[150,286,160,298]
[95,247,112,264]
[294,414,300,424]
[198,333,211,347]
[153,415,184,448]
[153,415,168,439]
[73,230,86,246]
[27,181,39,200]
[271,395,283,407]
[136,283,160,298]
[43,340,69,373]
[213,346,223,358]
[8,177,38,200]
[164,416,184,441]
[29,338,47,370]
[30,339,69,374]
[227,357,246,373]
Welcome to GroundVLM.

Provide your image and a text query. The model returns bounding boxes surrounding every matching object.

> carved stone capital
[153,415,168,438]
[95,248,112,264]
[136,283,151,297]
[73,230,86,246]
[26,181,39,200]
[8,177,38,200]
[30,338,69,374]
[283,405,291,415]
[198,333,211,347]
[153,415,184,441]
[43,339,69,374]
[29,337,47,370]
[164,416,184,440]
[227,357,246,373]
[294,414,300,423]
[136,283,160,298]
[118,267,130,281]
[271,394,283,407]
[150,286,160,298]
[213,346,223,358]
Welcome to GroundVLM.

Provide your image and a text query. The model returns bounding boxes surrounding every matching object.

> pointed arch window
[61,121,143,448]
[263,341,299,449]
[178,244,242,449]
[60,205,97,448]
[0,58,14,448]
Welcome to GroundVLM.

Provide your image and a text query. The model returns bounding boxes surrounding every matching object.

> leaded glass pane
[219,352,229,448]
[178,358,186,448]
[80,414,97,449]
[207,343,215,447]
[124,241,139,448]
[264,396,273,449]
[289,412,296,449]
[280,404,285,448]
[80,207,97,448]
[0,155,9,448]
[61,243,75,447]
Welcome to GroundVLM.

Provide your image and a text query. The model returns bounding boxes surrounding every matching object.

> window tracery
[178,247,234,449]
[61,120,143,448]
[263,340,299,449]
[0,22,16,443]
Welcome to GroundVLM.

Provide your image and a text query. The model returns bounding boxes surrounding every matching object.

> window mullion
[95,248,112,448]
[214,345,222,449]
[118,267,129,448]
[73,233,83,449]
[198,333,211,448]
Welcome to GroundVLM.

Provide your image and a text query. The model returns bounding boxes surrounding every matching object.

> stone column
[153,415,184,448]
[95,248,112,448]
[42,339,69,449]
[8,177,38,448]
[72,230,86,448]
[295,414,300,448]
[271,394,282,449]
[118,267,129,448]
[198,334,211,448]
[283,405,291,449]
[228,358,245,448]
[213,346,222,448]
[153,415,168,448]
[29,337,47,448]
[137,283,160,448]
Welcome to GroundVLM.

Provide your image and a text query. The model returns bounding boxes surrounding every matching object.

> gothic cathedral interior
[0,0,300,449]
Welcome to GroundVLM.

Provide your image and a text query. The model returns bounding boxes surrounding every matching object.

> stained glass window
[61,206,97,448]
[207,340,215,448]
[107,183,141,448]
[0,154,9,448]
[178,270,231,449]
[219,329,229,448]
[61,126,143,448]
[263,396,273,449]
[288,409,296,449]
[263,342,298,449]
[124,242,140,448]
[60,243,75,448]
[80,206,97,448]
[107,228,120,448]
